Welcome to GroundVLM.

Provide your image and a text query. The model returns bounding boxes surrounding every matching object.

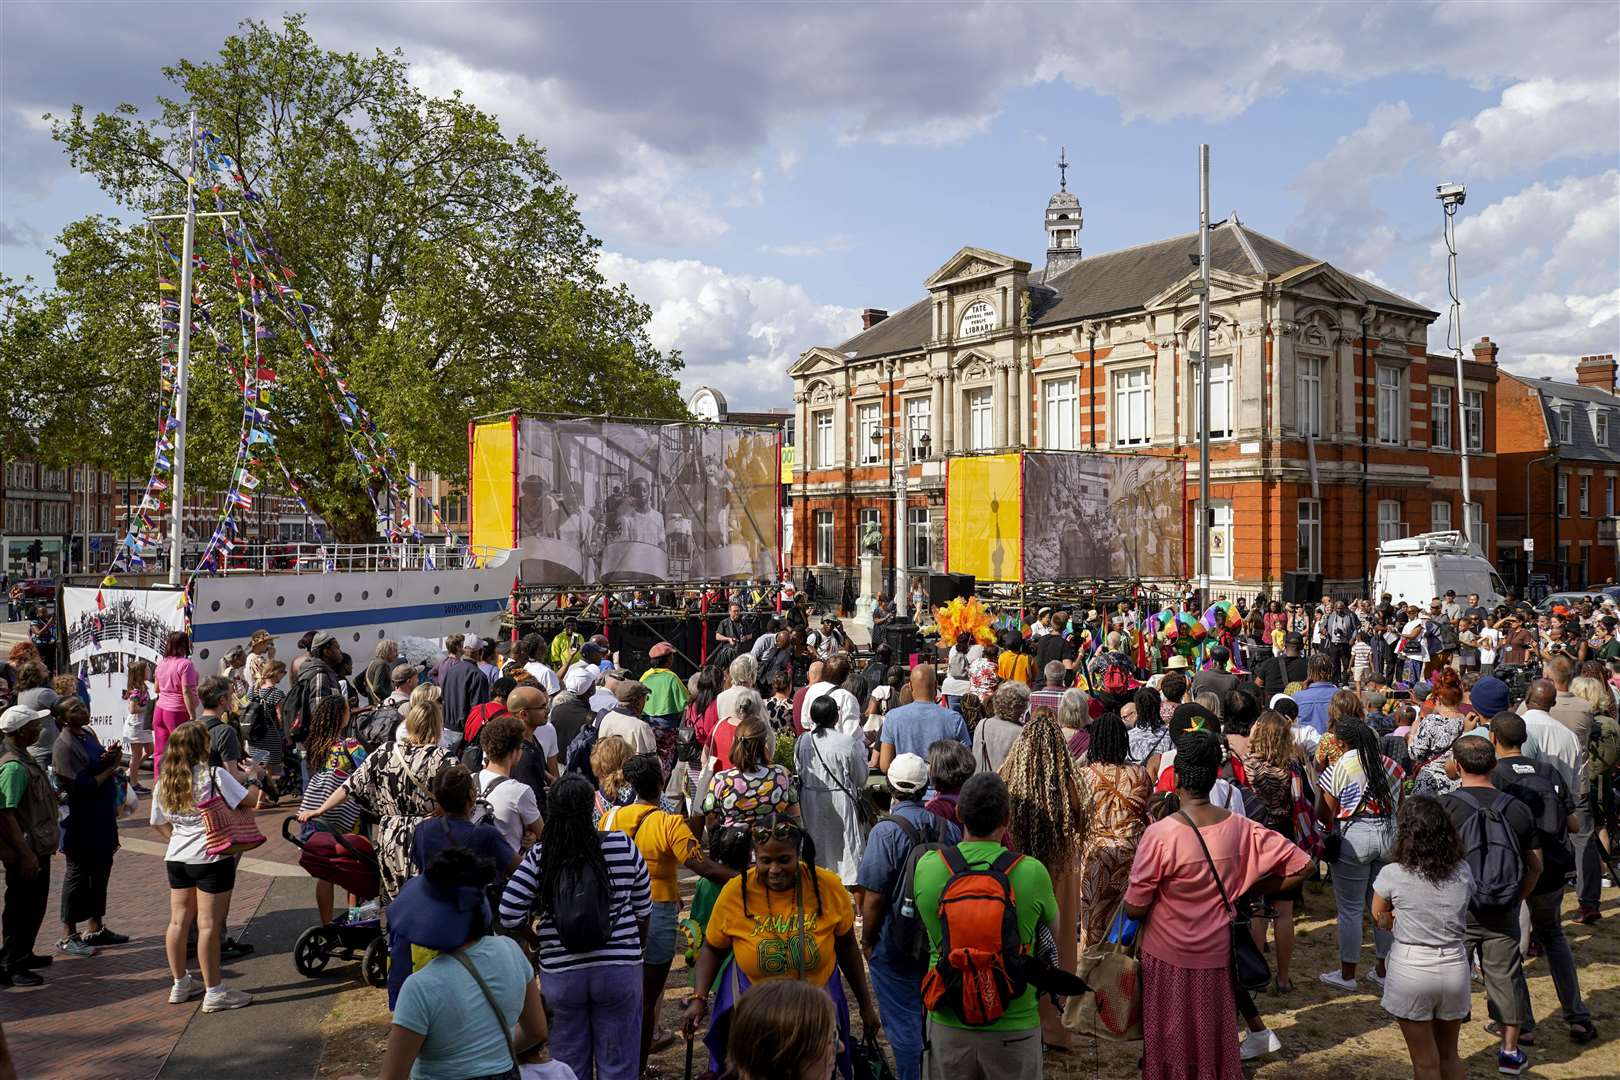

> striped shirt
[498,830,651,972]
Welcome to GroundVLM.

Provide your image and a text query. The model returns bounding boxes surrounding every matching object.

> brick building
[787,173,1499,600]
[2,457,118,578]
[1497,353,1620,591]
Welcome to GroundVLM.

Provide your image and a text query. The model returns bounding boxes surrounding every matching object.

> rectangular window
[1608,477,1615,517]
[1112,367,1152,447]
[1297,499,1321,574]
[101,505,110,532]
[1376,366,1402,444]
[905,397,932,461]
[1193,358,1233,439]
[967,387,993,450]
[1558,405,1573,443]
[814,510,834,566]
[101,471,110,494]
[1378,500,1404,544]
[1467,502,1487,552]
[73,469,84,493]
[857,403,881,464]
[813,410,834,468]
[906,506,930,568]
[1580,475,1590,516]
[1599,412,1611,448]
[1431,386,1453,449]
[1463,389,1483,452]
[1431,500,1452,534]
[1558,476,1569,517]
[72,505,83,533]
[1042,376,1078,450]
[1296,355,1323,437]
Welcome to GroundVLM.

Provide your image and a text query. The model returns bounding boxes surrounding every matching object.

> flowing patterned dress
[1075,761,1153,952]
[1408,711,1465,797]
[340,741,457,905]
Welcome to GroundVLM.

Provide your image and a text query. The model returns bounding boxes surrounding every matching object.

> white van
[1373,531,1508,608]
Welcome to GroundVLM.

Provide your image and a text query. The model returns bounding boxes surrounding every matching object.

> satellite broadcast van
[1372,531,1508,608]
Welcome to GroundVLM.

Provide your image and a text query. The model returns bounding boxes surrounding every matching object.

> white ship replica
[60,114,512,742]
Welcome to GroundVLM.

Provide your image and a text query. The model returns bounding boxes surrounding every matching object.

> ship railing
[197,542,507,575]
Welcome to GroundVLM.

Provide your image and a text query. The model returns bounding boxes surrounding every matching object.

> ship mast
[168,108,197,587]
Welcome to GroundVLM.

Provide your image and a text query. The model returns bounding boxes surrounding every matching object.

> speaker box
[1282,571,1324,604]
[875,619,921,665]
[928,574,957,607]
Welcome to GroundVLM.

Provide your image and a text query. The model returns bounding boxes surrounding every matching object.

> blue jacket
[1294,681,1339,735]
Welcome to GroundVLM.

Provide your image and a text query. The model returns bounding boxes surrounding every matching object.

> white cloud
[1437,171,1619,282]
[776,148,802,173]
[1442,78,1620,178]
[597,252,861,409]
[1288,102,1435,266]
[759,234,854,258]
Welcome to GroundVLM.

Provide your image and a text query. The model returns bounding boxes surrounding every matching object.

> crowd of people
[0,584,1616,1079]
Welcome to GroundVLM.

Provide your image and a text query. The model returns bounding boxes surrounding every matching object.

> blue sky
[3,1,1616,408]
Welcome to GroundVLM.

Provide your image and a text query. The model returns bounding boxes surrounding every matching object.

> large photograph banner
[62,585,188,746]
[512,417,780,586]
[1020,451,1185,580]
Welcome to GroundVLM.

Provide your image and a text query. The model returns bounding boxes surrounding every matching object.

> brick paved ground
[1,800,315,1080]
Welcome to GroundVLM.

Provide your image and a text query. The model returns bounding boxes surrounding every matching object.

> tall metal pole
[1197,144,1212,599]
[169,108,197,587]
[1445,202,1474,545]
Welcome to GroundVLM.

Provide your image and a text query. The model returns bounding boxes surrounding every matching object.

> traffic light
[26,539,43,564]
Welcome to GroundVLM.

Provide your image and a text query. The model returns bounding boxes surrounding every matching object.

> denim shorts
[645,899,679,966]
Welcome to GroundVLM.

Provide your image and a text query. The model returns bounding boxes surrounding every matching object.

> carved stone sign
[958,299,997,337]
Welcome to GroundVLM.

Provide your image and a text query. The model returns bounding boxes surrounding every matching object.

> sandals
[1570,1019,1598,1044]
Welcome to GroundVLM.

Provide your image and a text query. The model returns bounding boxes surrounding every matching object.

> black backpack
[471,774,512,827]
[563,719,600,784]
[241,696,273,745]
[354,703,400,751]
[1434,621,1460,652]
[880,814,944,968]
[1496,762,1574,881]
[1452,791,1524,909]
[545,845,615,952]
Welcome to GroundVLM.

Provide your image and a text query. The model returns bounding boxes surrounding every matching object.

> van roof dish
[1377,531,1476,557]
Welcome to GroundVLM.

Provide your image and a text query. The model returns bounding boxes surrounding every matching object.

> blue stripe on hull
[192,598,506,643]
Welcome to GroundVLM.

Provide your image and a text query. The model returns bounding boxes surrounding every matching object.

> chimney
[861,308,889,330]
[1471,336,1499,366]
[1577,353,1617,393]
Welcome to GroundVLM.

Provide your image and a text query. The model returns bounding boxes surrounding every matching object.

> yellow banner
[780,444,796,484]
[470,417,516,550]
[946,453,1022,581]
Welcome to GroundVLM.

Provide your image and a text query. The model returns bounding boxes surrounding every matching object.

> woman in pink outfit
[152,631,201,773]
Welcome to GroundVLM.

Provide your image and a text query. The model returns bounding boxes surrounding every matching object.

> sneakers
[1240,1028,1282,1060]
[1366,970,1386,989]
[1497,1047,1528,1075]
[1317,970,1358,991]
[55,935,96,958]
[201,987,253,1012]
[168,974,205,1003]
[80,928,130,947]
[1575,907,1601,925]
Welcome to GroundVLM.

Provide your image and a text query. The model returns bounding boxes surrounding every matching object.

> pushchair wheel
[293,926,335,977]
[362,936,388,988]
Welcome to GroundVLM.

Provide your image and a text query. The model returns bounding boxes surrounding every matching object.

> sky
[2,1,1617,411]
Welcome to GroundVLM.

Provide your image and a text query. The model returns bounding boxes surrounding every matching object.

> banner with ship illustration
[62,585,188,746]
[473,415,781,586]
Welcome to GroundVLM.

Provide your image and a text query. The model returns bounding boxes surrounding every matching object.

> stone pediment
[1272,262,1371,306]
[1142,267,1257,311]
[788,347,848,378]
[925,247,1031,290]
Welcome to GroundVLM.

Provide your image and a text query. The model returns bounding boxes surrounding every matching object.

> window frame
[1431,500,1452,534]
[905,396,932,462]
[1580,475,1590,516]
[1376,365,1402,445]
[1296,499,1321,574]
[1042,375,1078,450]
[812,410,834,469]
[1111,366,1153,448]
[966,387,994,450]
[1466,502,1487,552]
[1192,356,1234,441]
[1377,499,1404,544]
[813,510,835,566]
[1296,354,1323,438]
[1557,405,1574,443]
[1431,385,1453,450]
[856,402,882,465]
[906,506,930,569]
[1462,389,1484,453]
[1558,476,1569,517]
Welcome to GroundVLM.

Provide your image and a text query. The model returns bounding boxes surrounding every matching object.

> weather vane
[1057,146,1068,192]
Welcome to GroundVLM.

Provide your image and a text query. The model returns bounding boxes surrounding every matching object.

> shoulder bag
[1063,899,1143,1042]
[809,732,880,831]
[1177,811,1270,993]
[198,768,267,858]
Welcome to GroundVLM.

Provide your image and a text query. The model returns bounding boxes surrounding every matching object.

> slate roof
[833,221,1434,360]
[1517,375,1620,463]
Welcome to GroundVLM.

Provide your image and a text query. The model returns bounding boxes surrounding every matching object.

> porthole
[353,632,361,642]
[307,593,316,604]
[378,629,386,638]
[245,598,253,609]
[210,600,221,612]
[361,590,369,601]
[276,595,285,607]
[473,584,480,593]
[433,585,441,595]
[334,592,343,603]
[464,620,472,629]
[199,648,210,660]
[386,588,394,599]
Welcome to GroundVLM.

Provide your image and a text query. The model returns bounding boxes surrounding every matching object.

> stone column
[929,369,945,450]
[1016,359,1031,446]
[993,362,1009,447]
[793,390,809,471]
[832,387,848,467]
[942,371,956,453]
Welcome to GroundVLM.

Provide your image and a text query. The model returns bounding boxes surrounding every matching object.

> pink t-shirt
[1124,812,1309,968]
[154,656,198,713]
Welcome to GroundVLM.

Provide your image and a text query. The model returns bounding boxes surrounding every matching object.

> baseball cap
[613,679,646,703]
[463,635,483,651]
[0,705,49,733]
[1283,632,1305,649]
[648,641,675,659]
[309,631,337,651]
[886,753,930,795]
[563,664,596,696]
[580,641,605,660]
[1469,676,1511,717]
[390,660,423,686]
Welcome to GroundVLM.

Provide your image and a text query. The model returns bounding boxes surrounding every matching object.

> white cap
[563,664,596,696]
[0,705,50,733]
[463,635,483,651]
[887,753,931,795]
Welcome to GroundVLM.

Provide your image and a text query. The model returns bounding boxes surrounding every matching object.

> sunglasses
[751,820,804,844]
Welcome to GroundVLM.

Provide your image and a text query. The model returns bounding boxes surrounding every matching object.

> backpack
[1496,762,1574,881]
[545,845,615,952]
[880,814,944,969]
[1433,620,1460,652]
[354,703,400,751]
[919,846,1029,1025]
[281,675,309,743]
[564,719,600,784]
[1100,653,1134,697]
[471,774,512,827]
[241,695,273,745]
[1452,791,1524,909]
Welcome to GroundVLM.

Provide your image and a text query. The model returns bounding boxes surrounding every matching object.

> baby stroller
[282,816,388,987]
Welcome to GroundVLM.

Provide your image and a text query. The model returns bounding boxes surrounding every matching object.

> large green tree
[37,14,686,541]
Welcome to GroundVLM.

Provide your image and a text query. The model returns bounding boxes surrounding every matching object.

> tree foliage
[29,14,686,540]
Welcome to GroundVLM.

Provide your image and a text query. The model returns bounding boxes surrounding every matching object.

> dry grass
[318,883,1620,1079]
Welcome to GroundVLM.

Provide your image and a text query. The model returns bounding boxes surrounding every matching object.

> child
[246,659,288,789]
[687,825,751,974]
[1350,631,1374,690]
[518,1037,577,1079]
[123,660,154,794]
[297,698,368,925]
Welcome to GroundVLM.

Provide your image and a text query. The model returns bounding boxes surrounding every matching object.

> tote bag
[198,769,266,858]
[1064,904,1143,1041]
